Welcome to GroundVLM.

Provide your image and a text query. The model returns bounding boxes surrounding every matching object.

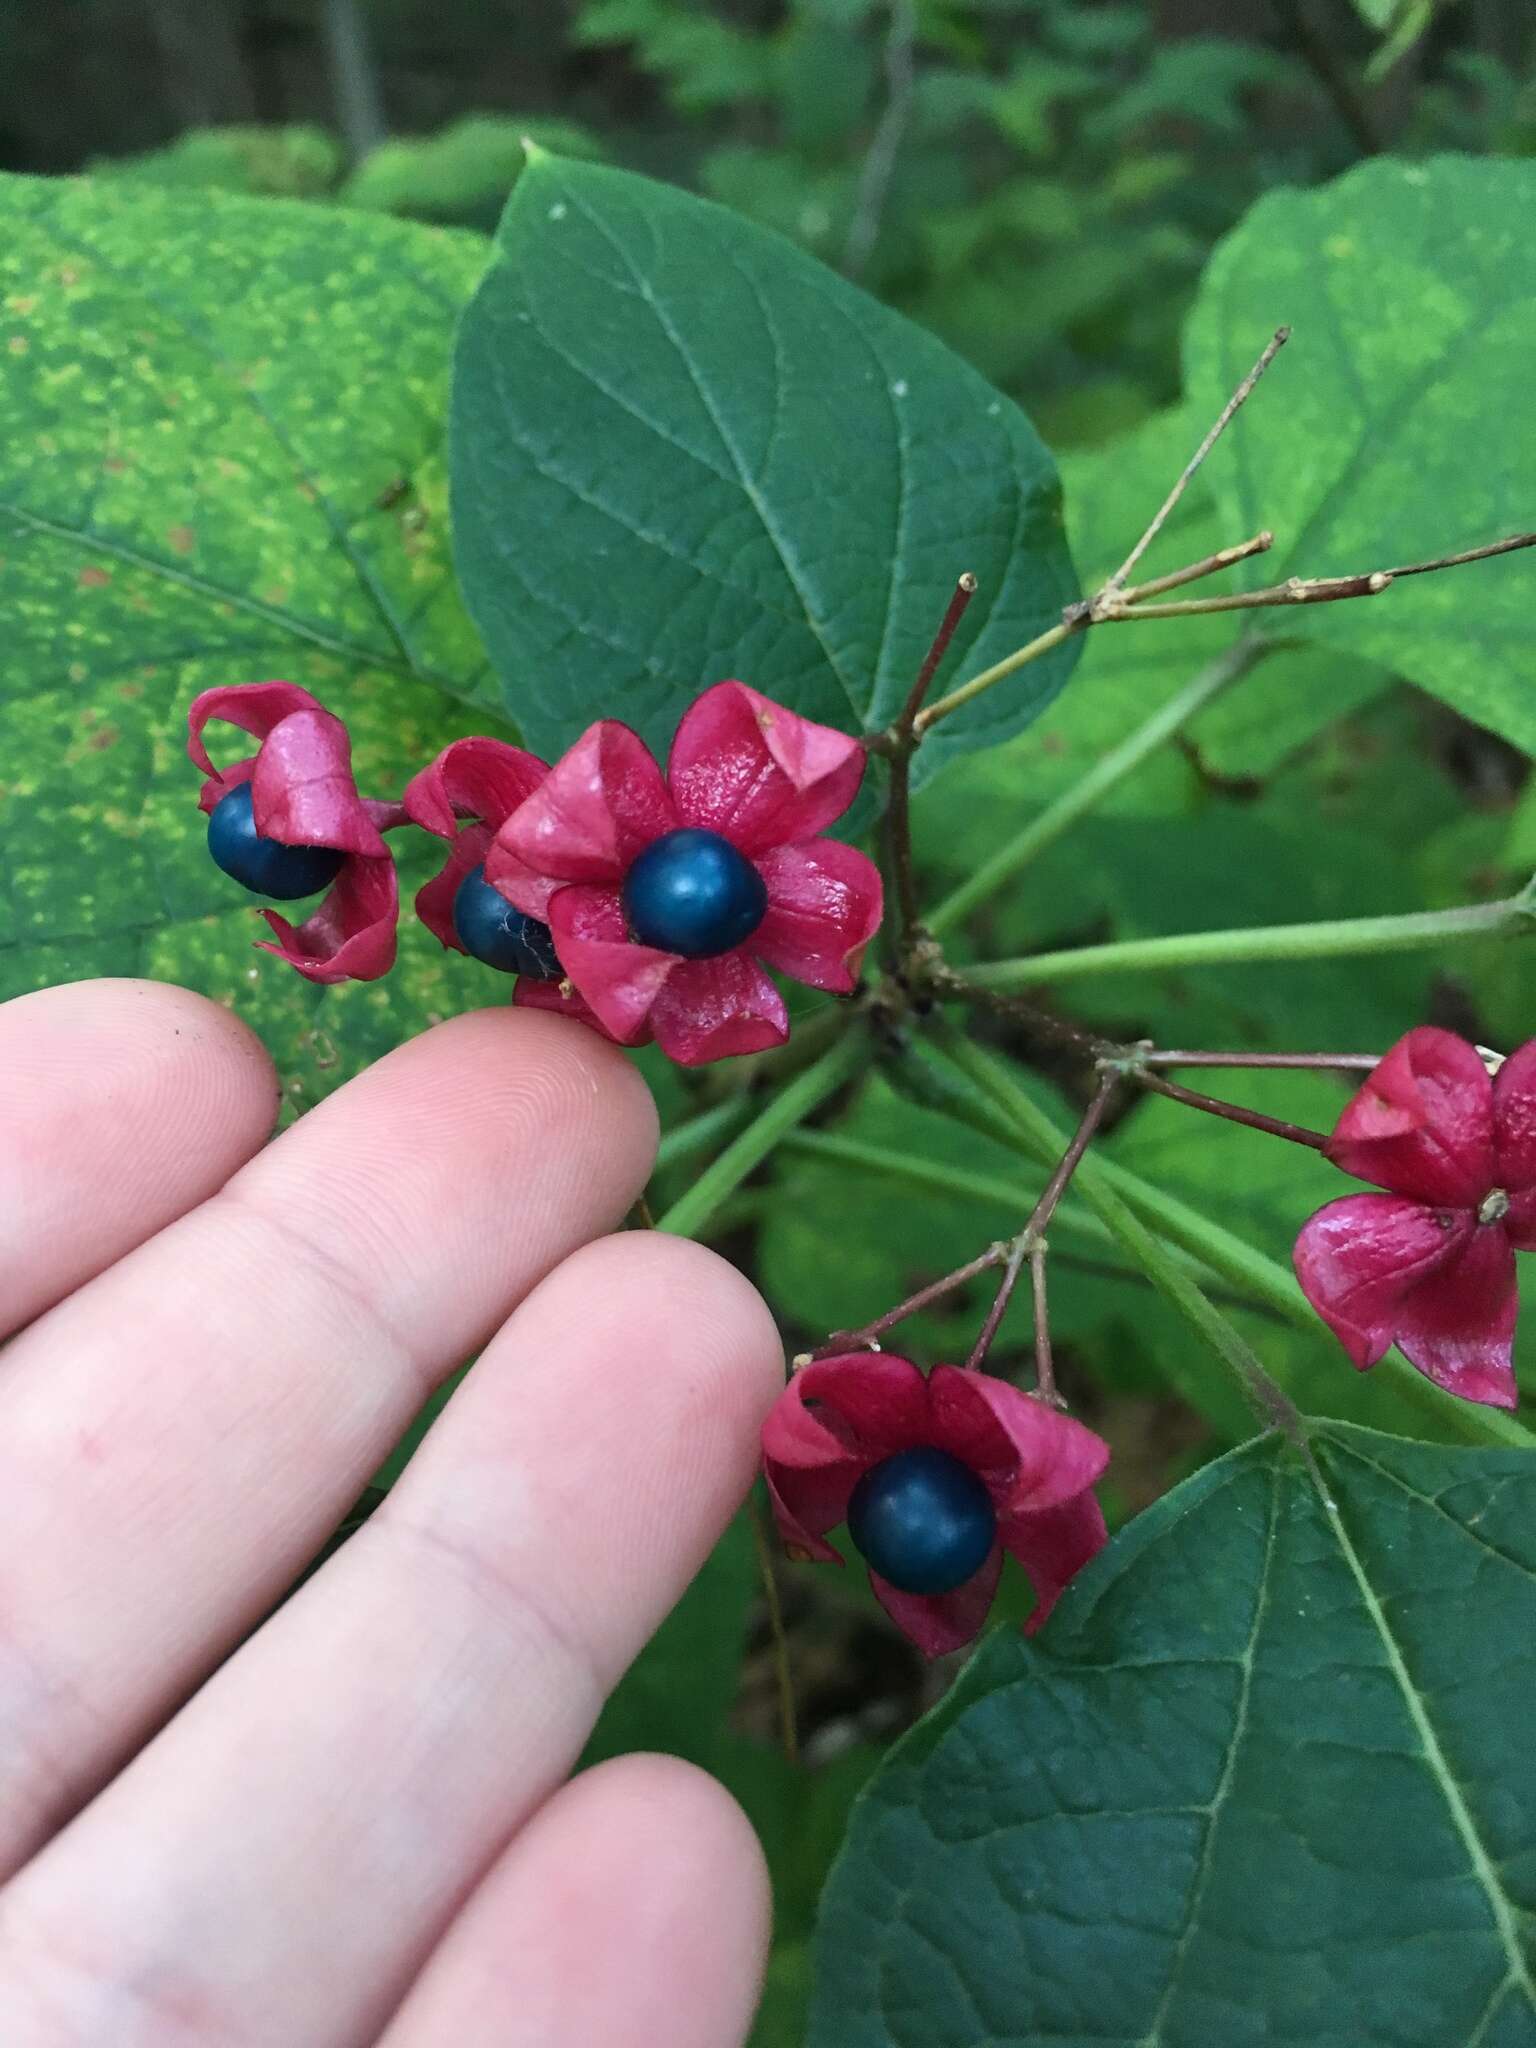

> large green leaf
[1185,155,1536,755]
[449,150,1082,779]
[0,175,505,1100]
[811,1423,1536,2047]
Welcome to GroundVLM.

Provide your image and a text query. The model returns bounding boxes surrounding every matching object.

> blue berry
[207,783,345,901]
[847,1446,996,1596]
[452,864,561,978]
[621,828,768,959]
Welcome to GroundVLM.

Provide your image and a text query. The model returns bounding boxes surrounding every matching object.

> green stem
[966,895,1532,989]
[928,635,1265,936]
[914,617,1079,734]
[779,1127,1258,1301]
[655,1029,864,1239]
[932,1030,1302,1435]
[654,1096,755,1173]
[926,1027,1536,1453]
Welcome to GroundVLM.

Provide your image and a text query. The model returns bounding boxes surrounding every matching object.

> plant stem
[808,1240,1013,1361]
[750,1488,799,1767]
[963,1071,1116,1371]
[1141,1049,1383,1072]
[934,1030,1305,1437]
[966,895,1532,989]
[1134,1070,1330,1152]
[924,1029,1536,1453]
[914,617,1077,734]
[1101,570,1392,620]
[886,572,977,941]
[777,1127,1265,1308]
[1100,328,1290,600]
[966,1234,1030,1372]
[1029,1243,1055,1403]
[654,1096,755,1173]
[1116,531,1273,604]
[655,1029,864,1239]
[927,635,1265,935]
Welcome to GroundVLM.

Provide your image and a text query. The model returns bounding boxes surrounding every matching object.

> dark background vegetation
[6,0,1532,451]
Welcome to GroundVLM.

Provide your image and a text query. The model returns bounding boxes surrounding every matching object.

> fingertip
[0,977,281,1334]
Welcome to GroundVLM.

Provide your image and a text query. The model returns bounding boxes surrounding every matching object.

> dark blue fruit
[207,782,345,901]
[621,828,767,959]
[847,1446,996,1596]
[452,864,561,978]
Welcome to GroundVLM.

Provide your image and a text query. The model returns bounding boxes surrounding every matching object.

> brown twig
[1116,531,1273,606]
[964,1072,1119,1372]
[1029,1242,1057,1405]
[804,1239,1012,1362]
[1140,1048,1383,1072]
[1134,1071,1330,1152]
[1381,531,1536,579]
[1097,328,1290,602]
[964,1232,1030,1373]
[750,1488,799,1767]
[1103,569,1392,622]
[886,573,977,941]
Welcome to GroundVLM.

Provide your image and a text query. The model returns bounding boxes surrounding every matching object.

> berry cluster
[188,679,883,1066]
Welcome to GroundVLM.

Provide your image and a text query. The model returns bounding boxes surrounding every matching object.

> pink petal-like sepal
[188,680,326,788]
[1299,1028,1533,1408]
[753,841,884,993]
[250,709,387,857]
[668,681,867,854]
[760,1353,1110,1658]
[403,737,551,957]
[547,886,674,1046]
[647,953,788,1066]
[258,853,399,985]
[1493,1040,1536,1197]
[1295,1192,1518,1409]
[1002,1492,1109,1635]
[494,683,882,1066]
[403,735,549,843]
[497,722,677,896]
[1325,1027,1495,1206]
[188,680,406,986]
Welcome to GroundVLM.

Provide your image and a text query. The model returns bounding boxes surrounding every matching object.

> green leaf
[0,174,502,1101]
[449,151,1081,779]
[1185,156,1536,756]
[811,1424,1536,2046]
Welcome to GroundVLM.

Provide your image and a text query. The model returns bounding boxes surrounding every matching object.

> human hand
[0,979,780,2046]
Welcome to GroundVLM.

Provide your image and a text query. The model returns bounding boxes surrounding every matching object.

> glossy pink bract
[1294,1028,1536,1409]
[761,1352,1110,1656]
[187,681,403,985]
[487,682,883,1066]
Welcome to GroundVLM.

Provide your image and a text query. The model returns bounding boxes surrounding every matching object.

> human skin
[0,979,779,2046]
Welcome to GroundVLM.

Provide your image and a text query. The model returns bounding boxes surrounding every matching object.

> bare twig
[1135,1071,1331,1152]
[965,1073,1119,1373]
[887,573,977,941]
[843,0,917,278]
[750,1489,799,1767]
[1140,1048,1383,1072]
[1029,1243,1057,1405]
[1382,531,1536,579]
[1117,532,1273,605]
[1102,569,1392,622]
[804,1240,1012,1363]
[965,1233,1030,1373]
[1098,327,1290,602]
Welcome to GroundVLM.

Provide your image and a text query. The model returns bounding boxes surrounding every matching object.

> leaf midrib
[1320,1443,1536,2011]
